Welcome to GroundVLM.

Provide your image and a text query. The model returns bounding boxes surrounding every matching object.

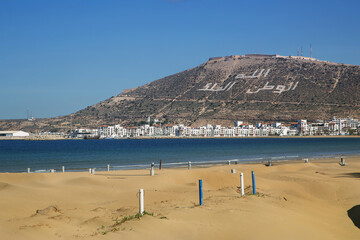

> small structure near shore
[0,131,29,137]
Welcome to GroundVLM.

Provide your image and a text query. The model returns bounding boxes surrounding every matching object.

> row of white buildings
[70,117,360,139]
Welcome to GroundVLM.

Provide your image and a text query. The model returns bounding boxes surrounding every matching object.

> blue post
[252,171,256,195]
[199,179,203,206]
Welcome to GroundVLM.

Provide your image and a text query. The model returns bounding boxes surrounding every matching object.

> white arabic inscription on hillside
[246,81,299,94]
[197,68,299,94]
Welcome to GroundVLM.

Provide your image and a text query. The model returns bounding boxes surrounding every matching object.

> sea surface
[0,138,359,173]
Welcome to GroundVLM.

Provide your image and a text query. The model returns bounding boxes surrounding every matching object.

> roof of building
[0,131,27,134]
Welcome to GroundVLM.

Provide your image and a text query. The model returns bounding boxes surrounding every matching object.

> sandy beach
[0,157,359,240]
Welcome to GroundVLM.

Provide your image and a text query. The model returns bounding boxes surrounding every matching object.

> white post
[50,169,55,173]
[150,163,154,176]
[89,168,92,173]
[107,164,110,172]
[341,158,345,166]
[62,166,65,172]
[188,161,191,170]
[228,161,231,165]
[139,189,144,215]
[240,173,244,196]
[304,158,309,163]
[231,169,236,174]
[27,168,30,173]
[92,168,95,175]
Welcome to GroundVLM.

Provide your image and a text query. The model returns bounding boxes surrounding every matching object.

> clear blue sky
[1,0,359,119]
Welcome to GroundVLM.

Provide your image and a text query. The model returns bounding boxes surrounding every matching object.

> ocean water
[0,138,359,173]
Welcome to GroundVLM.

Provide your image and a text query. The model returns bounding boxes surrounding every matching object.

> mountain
[1,54,360,132]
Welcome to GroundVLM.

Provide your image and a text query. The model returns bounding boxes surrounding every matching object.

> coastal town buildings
[69,117,360,139]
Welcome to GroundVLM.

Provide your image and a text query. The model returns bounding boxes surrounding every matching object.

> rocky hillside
[1,54,360,132]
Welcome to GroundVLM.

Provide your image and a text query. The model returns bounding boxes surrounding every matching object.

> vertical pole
[27,168,30,173]
[159,160,162,170]
[139,189,144,215]
[62,166,65,173]
[228,161,231,165]
[89,168,92,173]
[150,163,154,176]
[188,161,191,170]
[240,173,244,196]
[107,164,110,172]
[252,171,256,195]
[199,179,203,206]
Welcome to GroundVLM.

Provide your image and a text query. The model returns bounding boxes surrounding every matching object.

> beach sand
[0,157,359,239]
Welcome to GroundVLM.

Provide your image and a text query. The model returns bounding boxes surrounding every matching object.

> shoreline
[3,153,358,174]
[0,135,360,141]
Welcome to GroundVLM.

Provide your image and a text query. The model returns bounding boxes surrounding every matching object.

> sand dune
[0,157,359,239]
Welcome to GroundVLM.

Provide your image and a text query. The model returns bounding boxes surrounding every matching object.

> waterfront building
[0,131,30,137]
[80,116,359,139]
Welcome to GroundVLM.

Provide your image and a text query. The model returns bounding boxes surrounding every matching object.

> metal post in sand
[240,173,244,196]
[341,157,345,166]
[252,171,256,195]
[150,162,154,176]
[139,189,144,215]
[199,179,203,206]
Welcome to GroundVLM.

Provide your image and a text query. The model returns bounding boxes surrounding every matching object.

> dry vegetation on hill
[1,55,359,132]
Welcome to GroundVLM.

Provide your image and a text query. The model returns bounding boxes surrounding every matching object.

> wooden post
[159,160,162,170]
[139,189,144,215]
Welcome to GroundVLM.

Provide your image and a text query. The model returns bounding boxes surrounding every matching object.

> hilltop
[1,54,360,132]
